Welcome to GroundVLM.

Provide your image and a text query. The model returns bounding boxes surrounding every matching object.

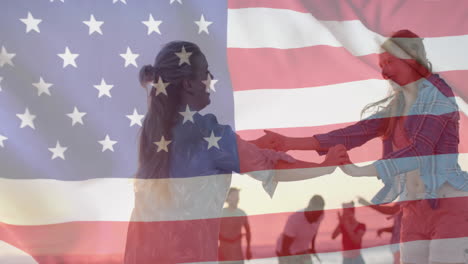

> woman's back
[126,112,239,263]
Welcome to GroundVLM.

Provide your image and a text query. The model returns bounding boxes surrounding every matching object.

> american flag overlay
[1,0,468,263]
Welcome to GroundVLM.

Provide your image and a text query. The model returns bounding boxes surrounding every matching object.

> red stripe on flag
[228,0,468,37]
[228,46,468,99]
[0,221,127,264]
[2,197,468,263]
[228,46,380,91]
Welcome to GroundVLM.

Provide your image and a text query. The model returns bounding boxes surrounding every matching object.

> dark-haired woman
[124,41,347,264]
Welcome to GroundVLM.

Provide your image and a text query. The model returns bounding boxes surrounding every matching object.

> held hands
[320,144,365,176]
[338,151,378,177]
[251,130,377,177]
[322,145,376,177]
[321,145,349,173]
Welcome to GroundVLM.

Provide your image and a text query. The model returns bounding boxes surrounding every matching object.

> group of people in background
[219,189,398,264]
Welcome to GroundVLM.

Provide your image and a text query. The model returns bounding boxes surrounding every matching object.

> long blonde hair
[361,30,432,139]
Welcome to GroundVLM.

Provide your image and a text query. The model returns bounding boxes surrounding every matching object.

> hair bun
[139,64,156,88]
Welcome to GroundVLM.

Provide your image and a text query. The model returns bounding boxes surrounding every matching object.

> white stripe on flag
[228,8,468,72]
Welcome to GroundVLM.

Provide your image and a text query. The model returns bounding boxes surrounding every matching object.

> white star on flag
[194,14,212,34]
[16,108,36,129]
[202,74,218,93]
[98,134,117,152]
[83,14,104,35]
[126,108,144,127]
[170,0,182,4]
[32,77,53,96]
[0,134,7,148]
[179,105,197,124]
[113,0,127,3]
[48,141,68,160]
[120,47,139,67]
[175,46,192,65]
[58,47,79,68]
[0,76,3,91]
[94,78,113,98]
[142,14,162,35]
[154,136,171,152]
[204,131,221,149]
[153,77,170,96]
[20,12,42,33]
[0,46,16,67]
[66,107,86,126]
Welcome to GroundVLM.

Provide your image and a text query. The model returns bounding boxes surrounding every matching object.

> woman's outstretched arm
[251,113,385,153]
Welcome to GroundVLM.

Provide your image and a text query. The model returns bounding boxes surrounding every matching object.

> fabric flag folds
[1,0,468,263]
